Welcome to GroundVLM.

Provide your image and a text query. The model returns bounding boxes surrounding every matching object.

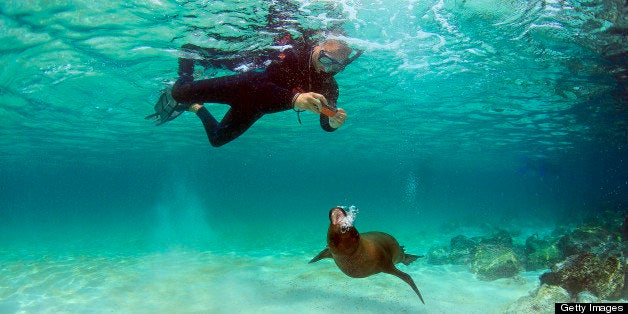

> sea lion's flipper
[399,246,424,266]
[387,268,425,304]
[402,253,424,266]
[309,248,332,263]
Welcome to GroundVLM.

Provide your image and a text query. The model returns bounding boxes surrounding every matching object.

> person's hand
[294,92,328,114]
[329,108,346,128]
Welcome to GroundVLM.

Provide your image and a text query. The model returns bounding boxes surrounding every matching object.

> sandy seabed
[0,249,545,313]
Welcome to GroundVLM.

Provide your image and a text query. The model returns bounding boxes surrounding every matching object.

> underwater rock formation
[479,229,513,247]
[504,284,569,314]
[575,291,600,303]
[468,230,524,280]
[538,220,627,300]
[558,225,622,257]
[524,233,563,271]
[426,234,478,265]
[427,220,628,290]
[449,234,478,264]
[427,231,523,280]
[435,210,628,301]
[425,245,451,265]
[583,209,626,235]
[470,243,520,280]
[539,252,625,300]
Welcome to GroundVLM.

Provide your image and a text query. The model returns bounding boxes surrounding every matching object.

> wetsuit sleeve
[320,79,339,132]
[264,82,296,108]
[264,51,301,106]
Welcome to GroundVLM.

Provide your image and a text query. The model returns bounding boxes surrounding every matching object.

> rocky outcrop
[504,284,570,314]
[524,233,563,271]
[425,245,451,265]
[539,252,625,300]
[427,231,522,280]
[536,222,626,300]
[427,216,627,295]
[426,234,478,265]
[470,243,520,280]
[558,225,622,257]
[449,234,478,264]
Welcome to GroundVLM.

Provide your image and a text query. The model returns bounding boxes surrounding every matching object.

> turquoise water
[1,0,626,312]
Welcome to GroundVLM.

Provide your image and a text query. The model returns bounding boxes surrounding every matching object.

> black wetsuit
[171,41,339,147]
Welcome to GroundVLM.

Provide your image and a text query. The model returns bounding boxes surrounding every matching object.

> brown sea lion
[309,206,425,304]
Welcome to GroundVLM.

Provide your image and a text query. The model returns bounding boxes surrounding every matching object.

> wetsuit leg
[177,44,197,84]
[196,107,263,147]
[170,49,289,147]
[172,72,263,105]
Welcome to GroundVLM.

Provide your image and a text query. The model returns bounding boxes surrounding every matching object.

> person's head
[312,39,363,74]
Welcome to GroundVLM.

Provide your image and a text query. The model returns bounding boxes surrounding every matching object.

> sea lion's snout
[328,206,358,233]
[329,207,347,225]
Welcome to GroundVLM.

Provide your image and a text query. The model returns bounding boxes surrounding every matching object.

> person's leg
[172,73,264,147]
[195,107,263,147]
[172,72,262,105]
[175,44,197,86]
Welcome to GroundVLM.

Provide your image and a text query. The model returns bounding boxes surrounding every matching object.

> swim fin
[145,87,185,125]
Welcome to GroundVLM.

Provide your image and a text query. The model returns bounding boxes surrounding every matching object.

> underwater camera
[321,104,337,117]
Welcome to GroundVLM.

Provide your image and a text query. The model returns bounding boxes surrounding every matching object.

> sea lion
[309,206,425,304]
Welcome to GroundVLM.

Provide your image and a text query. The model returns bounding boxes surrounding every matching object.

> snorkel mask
[318,49,364,74]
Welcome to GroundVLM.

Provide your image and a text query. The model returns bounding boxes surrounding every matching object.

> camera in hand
[321,104,337,117]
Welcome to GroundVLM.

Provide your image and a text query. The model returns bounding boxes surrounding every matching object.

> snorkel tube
[345,49,364,66]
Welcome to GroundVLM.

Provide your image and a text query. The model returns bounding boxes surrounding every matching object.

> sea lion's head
[327,206,360,255]
[328,206,355,231]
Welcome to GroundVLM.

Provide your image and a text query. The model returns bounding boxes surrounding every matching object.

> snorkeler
[146,36,363,147]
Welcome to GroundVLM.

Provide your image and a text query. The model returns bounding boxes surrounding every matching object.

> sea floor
[0,247,545,313]
[0,218,553,313]
[0,213,589,313]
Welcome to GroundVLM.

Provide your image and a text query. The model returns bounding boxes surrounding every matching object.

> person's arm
[263,46,346,129]
[264,49,305,107]
[293,92,327,113]
[289,92,347,131]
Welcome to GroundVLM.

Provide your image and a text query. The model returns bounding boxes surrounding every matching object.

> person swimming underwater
[146,35,363,147]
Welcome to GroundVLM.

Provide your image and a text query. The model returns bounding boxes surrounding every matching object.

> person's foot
[173,102,191,111]
[146,87,187,125]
